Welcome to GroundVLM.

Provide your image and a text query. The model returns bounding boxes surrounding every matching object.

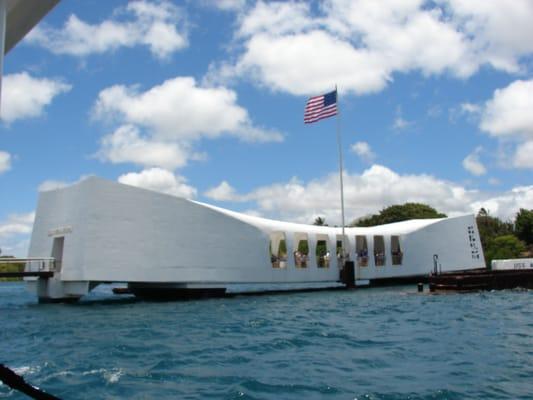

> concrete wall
[29,178,486,289]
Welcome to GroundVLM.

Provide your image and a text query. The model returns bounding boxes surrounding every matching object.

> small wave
[12,365,41,376]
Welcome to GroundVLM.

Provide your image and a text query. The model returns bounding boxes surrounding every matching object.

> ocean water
[0,283,532,400]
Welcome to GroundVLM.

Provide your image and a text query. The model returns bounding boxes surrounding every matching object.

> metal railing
[0,258,57,272]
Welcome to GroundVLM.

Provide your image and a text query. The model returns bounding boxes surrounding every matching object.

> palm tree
[313,216,326,226]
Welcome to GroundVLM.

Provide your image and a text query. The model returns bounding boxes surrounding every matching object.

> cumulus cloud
[93,76,282,169]
[0,212,35,257]
[479,79,533,139]
[462,147,486,176]
[444,0,533,73]
[1,72,71,123]
[470,185,533,221]
[93,77,282,142]
[97,125,190,170]
[26,0,187,59]
[207,165,533,223]
[476,79,533,169]
[118,168,197,199]
[207,165,477,224]
[513,141,533,169]
[350,141,375,163]
[208,0,533,96]
[0,212,35,239]
[0,151,11,174]
[204,181,241,201]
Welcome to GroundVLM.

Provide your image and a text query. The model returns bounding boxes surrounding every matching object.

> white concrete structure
[492,259,533,270]
[26,177,485,301]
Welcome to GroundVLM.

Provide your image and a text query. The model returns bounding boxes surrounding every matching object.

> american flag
[304,90,337,123]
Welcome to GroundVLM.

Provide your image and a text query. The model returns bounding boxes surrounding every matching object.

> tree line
[313,203,533,267]
[0,256,24,282]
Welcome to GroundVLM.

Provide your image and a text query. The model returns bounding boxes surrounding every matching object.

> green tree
[515,208,533,245]
[484,235,526,267]
[351,203,446,227]
[313,216,327,226]
[476,209,514,252]
[0,256,24,282]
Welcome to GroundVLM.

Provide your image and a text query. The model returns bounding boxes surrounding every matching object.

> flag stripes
[304,90,337,123]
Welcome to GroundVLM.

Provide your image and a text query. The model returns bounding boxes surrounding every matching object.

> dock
[0,258,56,279]
[429,268,533,292]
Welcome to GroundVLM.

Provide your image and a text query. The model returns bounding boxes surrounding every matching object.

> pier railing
[0,258,57,278]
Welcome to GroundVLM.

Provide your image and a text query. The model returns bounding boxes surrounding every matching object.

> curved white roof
[195,200,452,236]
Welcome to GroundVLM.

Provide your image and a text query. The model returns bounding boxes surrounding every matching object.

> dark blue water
[1,283,532,399]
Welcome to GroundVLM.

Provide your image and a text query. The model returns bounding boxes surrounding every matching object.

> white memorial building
[27,177,485,301]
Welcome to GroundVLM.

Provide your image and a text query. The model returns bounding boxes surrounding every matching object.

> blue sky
[1,0,533,256]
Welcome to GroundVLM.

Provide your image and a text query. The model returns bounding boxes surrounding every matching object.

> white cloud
[97,125,190,170]
[443,0,533,73]
[0,238,30,258]
[462,147,486,176]
[94,77,282,143]
[0,212,35,239]
[475,79,533,169]
[26,0,187,60]
[38,180,69,192]
[0,151,11,174]
[392,106,412,130]
[209,0,533,96]
[1,72,71,123]
[118,168,197,199]
[513,141,533,169]
[480,79,533,139]
[471,185,533,221]
[461,102,481,115]
[202,0,247,12]
[208,165,533,223]
[350,141,375,163]
[210,165,477,224]
[0,212,35,257]
[93,77,282,169]
[204,181,241,201]
[392,116,411,130]
[226,30,389,96]
[237,2,314,38]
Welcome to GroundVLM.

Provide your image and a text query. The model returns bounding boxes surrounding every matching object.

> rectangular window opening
[356,235,368,267]
[269,232,287,268]
[294,233,309,268]
[374,235,385,266]
[391,235,403,265]
[316,235,330,268]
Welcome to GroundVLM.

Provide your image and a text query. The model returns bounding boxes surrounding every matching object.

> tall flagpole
[335,84,347,266]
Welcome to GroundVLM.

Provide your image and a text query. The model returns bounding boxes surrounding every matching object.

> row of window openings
[269,233,403,269]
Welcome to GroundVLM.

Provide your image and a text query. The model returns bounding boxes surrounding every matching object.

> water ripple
[0,284,532,399]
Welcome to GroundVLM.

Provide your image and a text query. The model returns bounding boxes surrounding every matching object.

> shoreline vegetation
[0,257,24,282]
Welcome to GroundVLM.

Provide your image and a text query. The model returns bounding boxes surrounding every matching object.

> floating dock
[429,267,533,292]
